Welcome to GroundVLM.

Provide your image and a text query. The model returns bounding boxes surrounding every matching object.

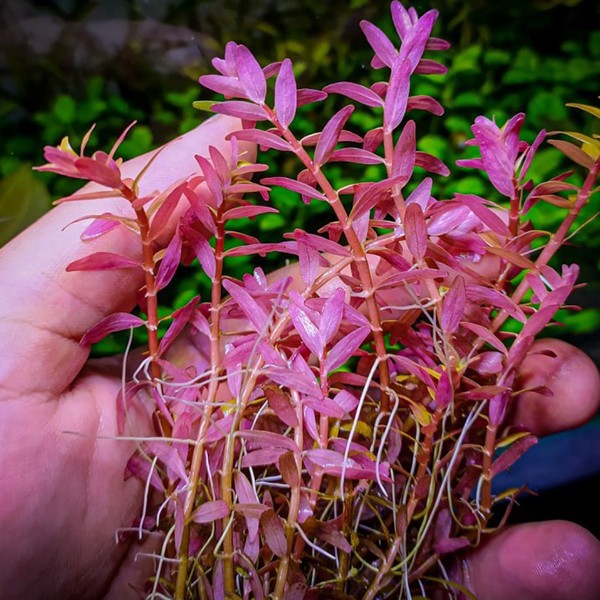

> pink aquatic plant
[36,2,599,598]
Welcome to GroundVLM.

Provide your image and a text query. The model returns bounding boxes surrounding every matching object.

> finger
[463,520,600,600]
[512,339,600,437]
[0,115,252,399]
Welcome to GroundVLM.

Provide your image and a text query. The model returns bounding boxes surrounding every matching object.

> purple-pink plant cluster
[36,2,599,598]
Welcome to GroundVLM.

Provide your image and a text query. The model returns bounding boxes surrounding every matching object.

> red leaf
[547,139,595,170]
[265,385,298,428]
[455,194,511,237]
[490,434,538,477]
[261,176,327,201]
[158,296,200,356]
[155,229,183,291]
[350,175,408,220]
[149,181,189,240]
[392,120,416,180]
[223,205,279,220]
[441,276,466,334]
[404,202,427,261]
[66,251,139,272]
[192,500,230,524]
[314,105,355,166]
[80,313,145,346]
[274,58,297,128]
[414,151,450,176]
[260,510,288,557]
[183,226,216,278]
[240,430,299,452]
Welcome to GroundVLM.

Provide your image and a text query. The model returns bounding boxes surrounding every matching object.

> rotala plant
[35,2,599,598]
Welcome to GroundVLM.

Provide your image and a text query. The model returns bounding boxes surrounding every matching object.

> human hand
[0,116,599,600]
[0,115,251,599]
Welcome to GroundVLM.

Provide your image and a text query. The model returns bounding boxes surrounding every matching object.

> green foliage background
[0,0,598,352]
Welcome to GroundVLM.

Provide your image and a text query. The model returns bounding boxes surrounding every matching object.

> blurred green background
[0,0,598,357]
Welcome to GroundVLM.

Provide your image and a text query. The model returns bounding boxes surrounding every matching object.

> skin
[0,116,599,600]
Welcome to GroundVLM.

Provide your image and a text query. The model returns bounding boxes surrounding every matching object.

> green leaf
[0,165,51,246]
[192,100,217,112]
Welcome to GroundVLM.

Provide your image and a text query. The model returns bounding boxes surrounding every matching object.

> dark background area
[1,0,599,535]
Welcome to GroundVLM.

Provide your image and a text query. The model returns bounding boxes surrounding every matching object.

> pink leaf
[407,95,444,116]
[223,205,279,220]
[296,237,320,287]
[235,45,266,103]
[150,182,189,240]
[405,177,433,211]
[155,229,183,291]
[297,88,328,106]
[231,129,293,152]
[466,285,526,322]
[261,176,327,201]
[66,251,139,272]
[325,326,369,372]
[547,139,595,170]
[441,276,466,334]
[274,58,297,128]
[415,151,450,176]
[264,366,321,397]
[384,61,411,132]
[404,202,427,261]
[73,156,123,189]
[212,101,269,121]
[222,279,270,334]
[80,216,120,240]
[240,430,299,452]
[289,292,323,357]
[414,59,447,75]
[460,322,507,354]
[320,288,345,345]
[323,82,384,107]
[183,226,216,278]
[314,105,355,166]
[436,369,453,409]
[80,313,145,346]
[329,148,384,165]
[455,194,511,237]
[192,500,230,524]
[360,21,397,68]
[392,120,416,180]
[302,396,344,419]
[195,154,223,206]
[198,74,246,98]
[350,174,408,220]
[158,296,200,356]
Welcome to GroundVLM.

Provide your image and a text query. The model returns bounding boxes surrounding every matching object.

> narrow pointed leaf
[231,129,293,152]
[323,82,384,107]
[192,500,230,524]
[360,21,397,68]
[66,252,140,272]
[441,276,465,334]
[222,279,270,334]
[404,202,427,260]
[325,326,369,372]
[261,176,327,201]
[314,105,355,166]
[384,61,411,132]
[155,230,183,291]
[260,510,288,557]
[80,313,145,346]
[212,101,269,121]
